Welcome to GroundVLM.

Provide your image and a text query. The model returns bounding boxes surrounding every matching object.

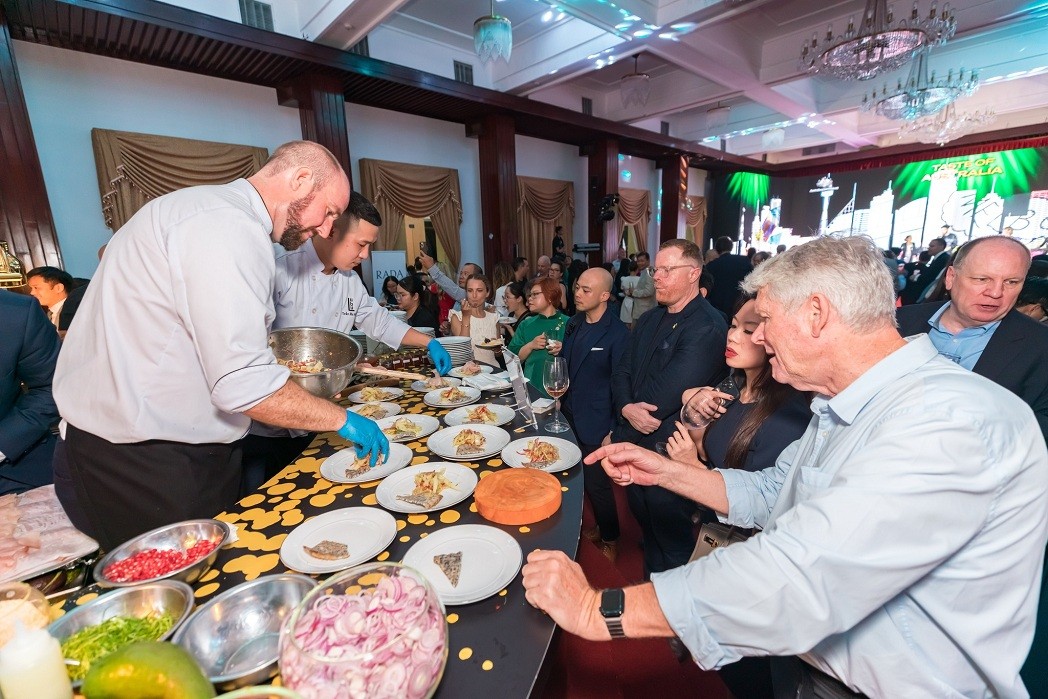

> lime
[82,641,215,699]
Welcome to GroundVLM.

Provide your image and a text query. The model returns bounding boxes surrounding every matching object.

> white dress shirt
[652,335,1048,697]
[494,284,509,317]
[47,298,65,329]
[54,179,288,444]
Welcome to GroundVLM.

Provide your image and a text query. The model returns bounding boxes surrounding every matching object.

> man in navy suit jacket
[0,289,61,494]
[704,236,752,315]
[556,268,629,561]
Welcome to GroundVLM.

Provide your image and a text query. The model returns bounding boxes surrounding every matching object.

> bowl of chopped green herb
[48,580,194,686]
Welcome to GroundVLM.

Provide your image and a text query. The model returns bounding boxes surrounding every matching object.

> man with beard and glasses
[52,141,389,550]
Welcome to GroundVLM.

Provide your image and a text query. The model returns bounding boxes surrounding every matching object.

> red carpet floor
[537,485,729,699]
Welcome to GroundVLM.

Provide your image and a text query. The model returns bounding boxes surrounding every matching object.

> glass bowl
[278,562,447,699]
[0,581,51,646]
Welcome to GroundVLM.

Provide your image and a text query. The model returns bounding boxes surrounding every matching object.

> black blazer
[611,295,727,449]
[901,251,949,304]
[0,290,61,490]
[559,308,630,445]
[897,302,1048,442]
[58,280,89,332]
[705,253,752,315]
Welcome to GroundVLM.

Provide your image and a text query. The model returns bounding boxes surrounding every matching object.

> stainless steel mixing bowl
[268,327,362,398]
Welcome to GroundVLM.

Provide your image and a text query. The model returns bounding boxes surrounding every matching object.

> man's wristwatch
[600,588,626,639]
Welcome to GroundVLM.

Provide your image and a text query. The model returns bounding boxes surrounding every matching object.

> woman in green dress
[507,277,568,397]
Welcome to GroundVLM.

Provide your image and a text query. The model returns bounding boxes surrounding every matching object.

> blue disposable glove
[427,338,452,375]
[337,410,390,468]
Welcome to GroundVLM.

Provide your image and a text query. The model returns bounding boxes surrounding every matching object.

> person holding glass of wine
[508,278,568,397]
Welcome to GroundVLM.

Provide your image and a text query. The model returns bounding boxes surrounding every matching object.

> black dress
[405,304,439,333]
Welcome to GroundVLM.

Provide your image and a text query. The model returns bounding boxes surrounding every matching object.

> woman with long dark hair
[378,275,399,307]
[396,274,439,334]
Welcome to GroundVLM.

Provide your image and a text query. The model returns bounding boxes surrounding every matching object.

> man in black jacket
[611,239,727,574]
[704,236,751,315]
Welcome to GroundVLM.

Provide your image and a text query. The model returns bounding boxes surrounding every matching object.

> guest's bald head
[574,267,612,314]
[581,267,613,293]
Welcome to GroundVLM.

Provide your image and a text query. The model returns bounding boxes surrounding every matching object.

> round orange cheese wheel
[474,468,562,525]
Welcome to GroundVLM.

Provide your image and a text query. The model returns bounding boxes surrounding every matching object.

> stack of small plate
[435,336,474,367]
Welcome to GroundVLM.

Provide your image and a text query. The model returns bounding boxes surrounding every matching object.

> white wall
[515,135,588,253]
[367,26,493,89]
[15,41,302,277]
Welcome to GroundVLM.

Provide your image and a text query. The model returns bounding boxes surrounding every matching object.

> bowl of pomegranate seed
[93,519,230,588]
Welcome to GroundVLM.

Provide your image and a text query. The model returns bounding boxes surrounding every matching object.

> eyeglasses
[528,291,545,298]
[646,264,699,277]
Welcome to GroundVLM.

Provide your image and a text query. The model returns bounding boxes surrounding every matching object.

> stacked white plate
[435,336,474,367]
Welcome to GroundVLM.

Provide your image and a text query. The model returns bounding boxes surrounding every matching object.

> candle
[0,623,73,699]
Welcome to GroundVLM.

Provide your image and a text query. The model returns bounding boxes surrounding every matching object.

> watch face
[600,588,625,617]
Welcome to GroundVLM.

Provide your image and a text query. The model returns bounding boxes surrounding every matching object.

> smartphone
[420,241,434,257]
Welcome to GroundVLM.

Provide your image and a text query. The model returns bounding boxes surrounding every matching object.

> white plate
[347,401,402,419]
[448,365,494,379]
[348,387,405,404]
[402,525,523,605]
[375,414,441,442]
[427,424,511,461]
[375,463,478,514]
[443,403,516,428]
[496,316,517,325]
[319,443,413,484]
[410,376,462,392]
[280,508,397,575]
[501,436,582,473]
[422,386,481,408]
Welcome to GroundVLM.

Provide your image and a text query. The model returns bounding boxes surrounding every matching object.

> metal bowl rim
[268,327,362,376]
[92,518,230,587]
[48,579,196,639]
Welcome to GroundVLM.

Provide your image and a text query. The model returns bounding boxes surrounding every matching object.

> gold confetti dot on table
[310,493,336,508]
[247,511,282,530]
[499,589,508,597]
[407,514,427,525]
[239,493,265,507]
[482,660,494,671]
[377,551,390,561]
[425,519,435,526]
[419,532,428,538]
[446,613,459,624]
[439,510,460,524]
[222,553,280,580]
[199,569,220,583]
[292,457,323,474]
[281,510,304,527]
[458,648,473,661]
[411,456,430,465]
[215,512,240,524]
[399,535,410,542]
[407,442,422,450]
[75,592,98,606]
[267,497,282,504]
[267,483,295,495]
[49,604,65,620]
[301,448,320,456]
[329,485,351,495]
[487,459,502,467]
[396,519,407,531]
[518,526,530,533]
[274,500,300,512]
[469,503,478,513]
[361,493,378,506]
[195,583,220,598]
[478,471,493,479]
[561,486,569,492]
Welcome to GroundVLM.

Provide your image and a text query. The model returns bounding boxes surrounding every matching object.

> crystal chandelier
[862,47,978,120]
[898,102,996,145]
[474,0,512,63]
[801,0,956,81]
[620,56,651,108]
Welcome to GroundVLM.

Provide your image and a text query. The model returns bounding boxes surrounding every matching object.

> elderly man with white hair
[522,236,1048,697]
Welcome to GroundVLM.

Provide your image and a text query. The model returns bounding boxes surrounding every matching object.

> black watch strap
[600,588,626,639]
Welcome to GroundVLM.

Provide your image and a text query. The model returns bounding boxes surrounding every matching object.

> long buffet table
[146,380,581,697]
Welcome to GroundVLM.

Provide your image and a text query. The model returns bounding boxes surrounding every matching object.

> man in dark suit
[896,236,1048,696]
[611,239,727,574]
[704,235,751,315]
[0,289,61,494]
[901,237,948,304]
[555,267,629,562]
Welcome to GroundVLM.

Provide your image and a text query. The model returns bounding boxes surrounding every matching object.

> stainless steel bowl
[93,519,229,588]
[48,581,195,686]
[173,574,317,691]
[268,327,362,398]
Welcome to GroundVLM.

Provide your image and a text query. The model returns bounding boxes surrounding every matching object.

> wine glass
[680,374,741,429]
[542,357,571,434]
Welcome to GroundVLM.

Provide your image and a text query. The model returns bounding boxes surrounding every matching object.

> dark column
[0,7,59,271]
[475,114,517,269]
[586,139,618,263]
[659,154,688,243]
[277,72,352,187]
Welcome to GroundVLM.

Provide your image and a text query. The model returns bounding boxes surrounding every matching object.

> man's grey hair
[741,236,897,332]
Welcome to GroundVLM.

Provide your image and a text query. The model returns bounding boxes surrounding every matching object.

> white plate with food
[347,401,402,420]
[427,424,511,462]
[409,376,462,392]
[422,385,481,408]
[375,463,479,514]
[348,386,405,404]
[448,362,494,379]
[501,436,583,473]
[319,443,413,484]
[496,316,517,325]
[279,508,397,575]
[375,414,441,442]
[443,403,516,428]
[401,524,523,605]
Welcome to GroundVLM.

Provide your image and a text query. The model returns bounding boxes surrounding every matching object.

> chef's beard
[278,190,317,251]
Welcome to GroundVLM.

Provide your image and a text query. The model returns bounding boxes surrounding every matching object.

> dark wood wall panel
[659,155,687,243]
[587,139,618,261]
[477,114,516,265]
[279,72,353,187]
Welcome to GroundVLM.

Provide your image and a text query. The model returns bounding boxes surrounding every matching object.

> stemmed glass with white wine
[680,374,741,429]
[542,356,570,434]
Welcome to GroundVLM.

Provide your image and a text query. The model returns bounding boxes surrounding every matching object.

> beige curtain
[92,129,268,231]
[358,159,463,271]
[516,176,574,269]
[684,195,707,243]
[617,188,651,253]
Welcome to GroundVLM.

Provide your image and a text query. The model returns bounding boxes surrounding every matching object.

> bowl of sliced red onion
[278,562,447,699]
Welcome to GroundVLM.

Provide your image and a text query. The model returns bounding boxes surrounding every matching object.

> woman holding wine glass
[507,278,568,397]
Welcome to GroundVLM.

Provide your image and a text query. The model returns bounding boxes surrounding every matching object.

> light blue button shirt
[651,335,1048,697]
[925,301,1000,370]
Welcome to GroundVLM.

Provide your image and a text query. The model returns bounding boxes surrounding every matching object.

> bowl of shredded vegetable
[48,580,194,686]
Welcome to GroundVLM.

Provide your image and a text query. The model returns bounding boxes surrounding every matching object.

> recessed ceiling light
[634,29,652,38]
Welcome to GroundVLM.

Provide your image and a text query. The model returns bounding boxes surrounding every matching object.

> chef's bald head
[258,141,342,190]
